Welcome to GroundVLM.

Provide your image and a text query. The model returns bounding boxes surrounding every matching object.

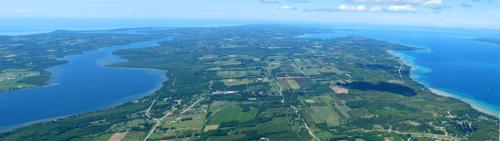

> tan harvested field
[216,71,247,78]
[108,132,127,141]
[330,85,348,94]
[222,79,251,86]
[204,124,220,131]
[286,79,301,90]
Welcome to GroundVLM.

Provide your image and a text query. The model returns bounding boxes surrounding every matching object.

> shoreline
[0,39,169,133]
[0,69,167,133]
[429,88,498,117]
[388,50,499,117]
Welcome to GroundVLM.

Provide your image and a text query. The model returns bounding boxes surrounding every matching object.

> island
[0,25,498,141]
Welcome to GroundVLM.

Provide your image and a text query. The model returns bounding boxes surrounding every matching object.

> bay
[0,38,168,131]
[304,26,500,115]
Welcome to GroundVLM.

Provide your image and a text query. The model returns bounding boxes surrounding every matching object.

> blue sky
[1,0,499,29]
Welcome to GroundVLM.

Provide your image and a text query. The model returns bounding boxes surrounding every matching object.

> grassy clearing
[216,71,247,78]
[222,78,260,86]
[315,131,334,140]
[331,95,352,118]
[214,59,241,66]
[204,124,220,131]
[208,104,258,124]
[257,117,291,134]
[319,66,343,75]
[286,79,301,90]
[307,107,340,126]
[223,79,250,86]
[92,134,113,141]
[165,111,207,131]
[206,134,245,141]
[304,68,321,75]
[317,95,334,106]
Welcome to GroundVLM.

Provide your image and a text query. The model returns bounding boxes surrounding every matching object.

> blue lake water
[0,20,498,131]
[0,39,167,131]
[304,27,500,115]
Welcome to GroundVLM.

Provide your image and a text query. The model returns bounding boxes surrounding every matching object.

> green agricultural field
[206,134,246,141]
[214,59,241,66]
[1,25,497,141]
[222,79,251,86]
[306,106,341,126]
[317,95,334,106]
[256,117,291,134]
[90,134,113,141]
[164,111,207,131]
[216,71,247,78]
[286,79,301,90]
[208,104,258,124]
[222,78,270,86]
[0,69,39,91]
[204,124,220,131]
[304,96,342,127]
[319,66,343,75]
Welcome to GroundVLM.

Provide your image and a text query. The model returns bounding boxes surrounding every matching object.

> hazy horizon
[1,0,499,29]
[1,18,500,36]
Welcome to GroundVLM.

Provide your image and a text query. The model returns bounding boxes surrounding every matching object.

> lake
[304,26,500,115]
[1,22,498,131]
[0,38,167,131]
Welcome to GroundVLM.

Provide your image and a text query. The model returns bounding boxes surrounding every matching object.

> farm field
[1,25,497,141]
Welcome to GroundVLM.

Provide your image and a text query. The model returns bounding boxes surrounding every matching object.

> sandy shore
[429,88,499,117]
[388,50,499,118]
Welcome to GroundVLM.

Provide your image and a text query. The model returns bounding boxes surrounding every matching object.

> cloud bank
[271,0,446,13]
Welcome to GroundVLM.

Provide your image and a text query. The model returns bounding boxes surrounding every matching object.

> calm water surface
[1,23,498,131]
[305,27,500,114]
[0,39,167,130]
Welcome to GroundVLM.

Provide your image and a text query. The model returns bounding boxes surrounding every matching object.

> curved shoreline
[0,39,169,132]
[429,88,498,117]
[388,50,499,117]
[0,70,167,133]
[299,32,499,117]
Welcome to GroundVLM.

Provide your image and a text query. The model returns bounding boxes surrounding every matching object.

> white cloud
[348,0,443,9]
[304,4,423,13]
[386,4,416,12]
[349,0,401,2]
[421,0,442,8]
[349,0,429,4]
[260,0,309,4]
[279,5,297,10]
[338,4,382,12]
[338,4,365,11]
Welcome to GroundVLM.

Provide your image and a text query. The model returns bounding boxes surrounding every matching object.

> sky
[1,0,499,29]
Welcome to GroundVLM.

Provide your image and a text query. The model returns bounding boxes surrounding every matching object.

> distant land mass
[472,38,500,46]
[0,30,162,92]
[0,25,498,141]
